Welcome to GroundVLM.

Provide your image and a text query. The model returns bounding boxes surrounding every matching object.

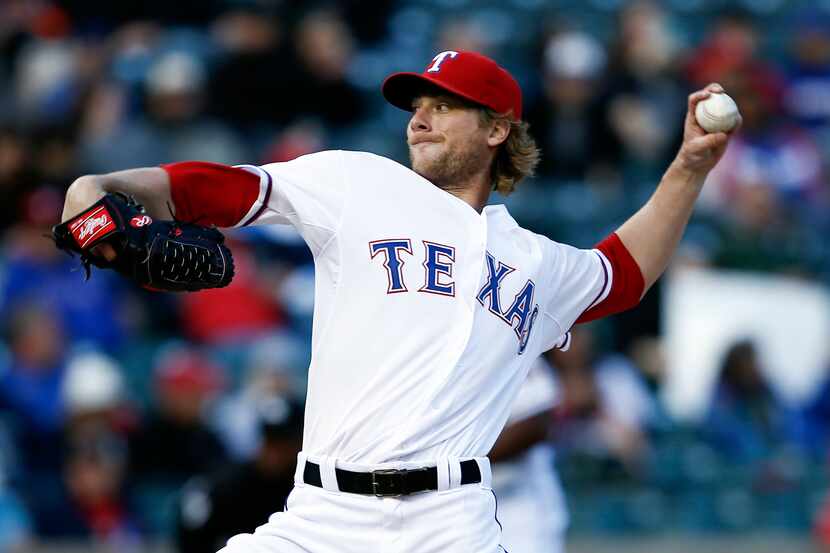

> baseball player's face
[407,94,491,190]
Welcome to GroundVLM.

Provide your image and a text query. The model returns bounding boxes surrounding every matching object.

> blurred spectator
[435,18,495,56]
[702,340,798,463]
[782,10,830,240]
[176,395,303,553]
[0,1,34,78]
[594,350,665,435]
[0,302,68,472]
[601,1,687,183]
[177,238,286,344]
[0,186,132,351]
[209,7,365,132]
[626,336,668,406]
[684,8,827,241]
[62,351,137,445]
[104,21,163,89]
[291,10,365,128]
[527,30,618,183]
[0,126,35,236]
[212,335,305,461]
[547,326,652,476]
[783,10,830,146]
[208,10,297,129]
[13,37,83,125]
[707,184,815,275]
[36,432,143,549]
[31,124,81,188]
[685,9,761,89]
[261,121,326,165]
[82,50,247,173]
[143,50,246,163]
[490,358,568,553]
[128,349,228,486]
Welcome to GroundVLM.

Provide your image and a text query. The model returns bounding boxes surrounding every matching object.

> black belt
[303,459,482,497]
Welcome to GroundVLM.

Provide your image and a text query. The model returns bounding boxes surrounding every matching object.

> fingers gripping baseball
[675,83,740,175]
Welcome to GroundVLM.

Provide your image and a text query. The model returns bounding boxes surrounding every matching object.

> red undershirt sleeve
[161,161,262,228]
[576,232,645,323]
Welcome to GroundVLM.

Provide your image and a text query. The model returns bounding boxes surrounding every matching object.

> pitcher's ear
[487,117,510,147]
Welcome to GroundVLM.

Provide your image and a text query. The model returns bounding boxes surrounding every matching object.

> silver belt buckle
[371,468,405,497]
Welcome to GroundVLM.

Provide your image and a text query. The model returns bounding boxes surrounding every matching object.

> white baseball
[694,92,739,133]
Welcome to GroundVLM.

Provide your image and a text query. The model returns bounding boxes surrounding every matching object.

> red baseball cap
[382,50,523,120]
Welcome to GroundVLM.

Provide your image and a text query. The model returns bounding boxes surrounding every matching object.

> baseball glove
[52,193,234,292]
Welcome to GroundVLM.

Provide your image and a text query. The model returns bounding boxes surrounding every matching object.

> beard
[409,140,489,192]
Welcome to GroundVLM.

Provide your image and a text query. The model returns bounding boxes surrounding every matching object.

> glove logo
[69,206,116,248]
[130,215,153,228]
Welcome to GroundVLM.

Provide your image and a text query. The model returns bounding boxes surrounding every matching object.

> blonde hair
[480,109,541,196]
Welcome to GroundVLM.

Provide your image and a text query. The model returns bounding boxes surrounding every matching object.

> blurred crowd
[1,0,830,550]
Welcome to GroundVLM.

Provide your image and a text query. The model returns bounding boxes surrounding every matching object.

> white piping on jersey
[233,164,271,227]
[586,249,613,310]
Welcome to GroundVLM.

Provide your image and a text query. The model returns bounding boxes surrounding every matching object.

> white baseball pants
[217,453,506,553]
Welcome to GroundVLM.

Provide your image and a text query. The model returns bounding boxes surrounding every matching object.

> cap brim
[381,72,488,113]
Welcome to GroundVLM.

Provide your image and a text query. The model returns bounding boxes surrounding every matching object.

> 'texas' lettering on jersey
[369,239,538,354]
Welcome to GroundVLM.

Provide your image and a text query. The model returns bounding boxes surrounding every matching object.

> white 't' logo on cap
[427,51,459,73]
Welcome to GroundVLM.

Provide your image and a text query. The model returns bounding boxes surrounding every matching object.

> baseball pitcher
[57,51,736,552]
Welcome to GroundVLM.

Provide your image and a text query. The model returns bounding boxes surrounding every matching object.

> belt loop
[475,457,492,489]
[294,452,307,486]
[436,458,450,492]
[448,456,462,489]
[319,456,340,492]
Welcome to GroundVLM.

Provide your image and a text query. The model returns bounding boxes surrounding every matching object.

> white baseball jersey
[219,150,612,465]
